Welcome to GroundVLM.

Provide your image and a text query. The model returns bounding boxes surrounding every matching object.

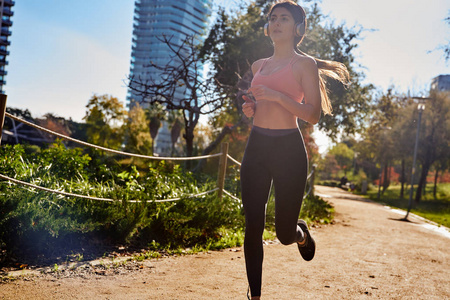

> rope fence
[4,112,222,161]
[227,154,241,167]
[1,108,316,204]
[0,173,219,203]
[222,189,241,202]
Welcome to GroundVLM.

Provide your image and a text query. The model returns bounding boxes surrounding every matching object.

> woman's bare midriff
[252,100,299,129]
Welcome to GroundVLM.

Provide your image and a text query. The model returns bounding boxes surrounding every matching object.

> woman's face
[268,7,296,42]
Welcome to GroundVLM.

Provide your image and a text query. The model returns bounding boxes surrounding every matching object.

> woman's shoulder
[292,54,317,71]
[251,58,269,75]
[292,54,319,81]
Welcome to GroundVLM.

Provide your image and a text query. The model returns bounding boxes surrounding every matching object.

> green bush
[0,142,331,264]
[300,194,334,224]
[0,143,245,262]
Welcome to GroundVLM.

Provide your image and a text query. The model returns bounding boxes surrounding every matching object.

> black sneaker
[297,220,315,261]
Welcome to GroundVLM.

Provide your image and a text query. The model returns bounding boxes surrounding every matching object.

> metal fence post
[216,142,229,201]
[0,94,7,145]
[310,164,316,197]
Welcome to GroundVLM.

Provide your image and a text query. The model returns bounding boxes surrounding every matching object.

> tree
[328,143,354,175]
[127,35,228,163]
[36,113,72,143]
[83,94,127,150]
[167,110,183,156]
[413,91,450,202]
[124,102,152,155]
[318,153,340,180]
[354,88,409,194]
[201,1,373,141]
[439,14,450,62]
[145,102,166,155]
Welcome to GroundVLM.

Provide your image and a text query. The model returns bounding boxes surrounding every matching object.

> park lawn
[366,183,450,228]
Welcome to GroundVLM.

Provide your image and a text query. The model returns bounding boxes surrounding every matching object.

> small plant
[52,263,59,273]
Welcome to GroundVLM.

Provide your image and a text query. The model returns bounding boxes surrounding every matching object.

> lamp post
[404,97,429,220]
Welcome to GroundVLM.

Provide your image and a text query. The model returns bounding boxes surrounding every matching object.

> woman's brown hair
[268,0,350,115]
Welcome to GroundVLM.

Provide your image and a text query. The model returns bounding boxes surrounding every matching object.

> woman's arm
[242,59,266,118]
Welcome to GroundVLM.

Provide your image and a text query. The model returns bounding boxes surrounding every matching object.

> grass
[366,183,450,227]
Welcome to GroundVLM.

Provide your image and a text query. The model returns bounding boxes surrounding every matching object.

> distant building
[0,0,14,94]
[127,0,212,155]
[430,75,450,92]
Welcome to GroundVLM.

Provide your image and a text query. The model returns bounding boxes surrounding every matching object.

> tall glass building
[0,0,14,94]
[128,0,212,155]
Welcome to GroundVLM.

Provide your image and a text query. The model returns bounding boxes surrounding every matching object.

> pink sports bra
[251,56,304,103]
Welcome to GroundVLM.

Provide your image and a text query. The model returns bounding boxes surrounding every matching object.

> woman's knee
[275,225,297,245]
[245,218,265,237]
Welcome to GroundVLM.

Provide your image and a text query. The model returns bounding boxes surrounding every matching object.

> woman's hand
[242,99,255,118]
[248,85,281,103]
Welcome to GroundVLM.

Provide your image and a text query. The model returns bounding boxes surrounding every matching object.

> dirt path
[1,186,449,299]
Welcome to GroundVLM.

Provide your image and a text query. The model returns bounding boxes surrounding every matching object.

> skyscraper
[128,0,212,155]
[0,0,14,94]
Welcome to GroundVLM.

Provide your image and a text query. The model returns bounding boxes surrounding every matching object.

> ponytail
[298,50,350,115]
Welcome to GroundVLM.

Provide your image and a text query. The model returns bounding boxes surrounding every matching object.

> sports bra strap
[289,55,297,65]
[260,58,270,69]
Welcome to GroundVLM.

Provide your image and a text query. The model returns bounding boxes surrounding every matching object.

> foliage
[0,140,334,264]
[354,90,450,202]
[317,153,340,180]
[145,102,167,155]
[127,35,229,159]
[83,94,127,150]
[201,0,373,141]
[124,102,153,155]
[439,13,450,61]
[327,143,354,174]
[299,194,334,225]
[412,91,450,202]
[0,143,244,263]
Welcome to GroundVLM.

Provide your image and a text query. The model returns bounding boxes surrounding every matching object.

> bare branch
[125,34,235,158]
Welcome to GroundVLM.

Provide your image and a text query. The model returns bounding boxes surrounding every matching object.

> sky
[5,0,450,154]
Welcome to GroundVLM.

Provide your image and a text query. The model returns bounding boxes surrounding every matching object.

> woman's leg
[270,132,308,245]
[241,132,272,298]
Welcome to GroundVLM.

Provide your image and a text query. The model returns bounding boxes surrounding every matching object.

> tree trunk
[151,139,154,156]
[382,161,390,194]
[400,159,405,199]
[415,162,431,203]
[170,119,182,156]
[184,111,199,169]
[433,168,439,199]
[184,127,195,169]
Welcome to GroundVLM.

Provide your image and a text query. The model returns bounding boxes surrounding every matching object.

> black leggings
[240,127,308,297]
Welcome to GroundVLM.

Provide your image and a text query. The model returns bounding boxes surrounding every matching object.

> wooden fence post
[0,94,7,145]
[216,142,229,201]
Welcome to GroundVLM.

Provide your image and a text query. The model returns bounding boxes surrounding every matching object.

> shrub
[0,144,244,262]
[0,142,331,264]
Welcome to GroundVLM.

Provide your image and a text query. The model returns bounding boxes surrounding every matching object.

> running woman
[240,1,349,298]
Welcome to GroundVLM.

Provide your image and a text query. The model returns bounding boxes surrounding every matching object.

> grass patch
[300,194,335,225]
[366,183,450,227]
